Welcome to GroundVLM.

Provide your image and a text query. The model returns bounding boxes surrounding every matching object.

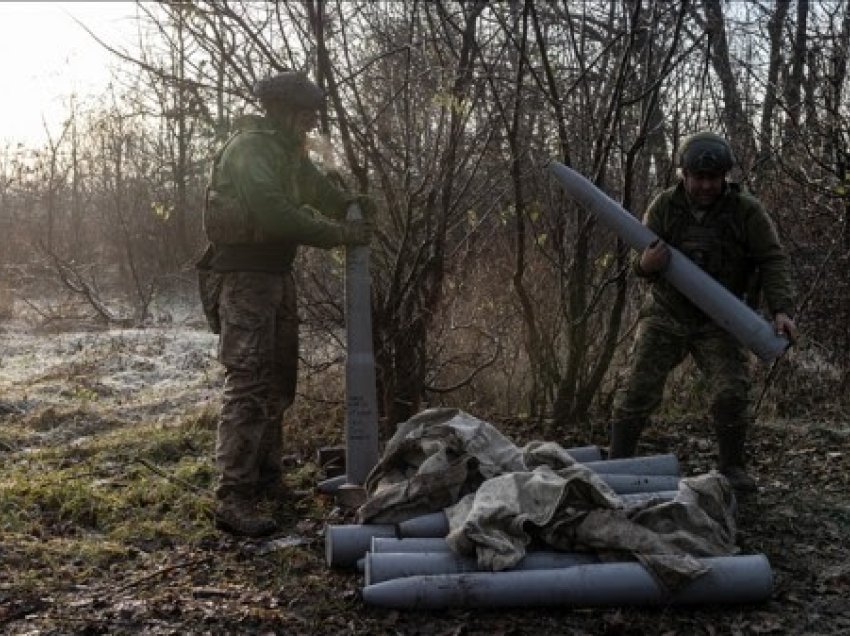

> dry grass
[1,316,849,633]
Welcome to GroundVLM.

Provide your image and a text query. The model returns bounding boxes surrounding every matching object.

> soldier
[198,71,372,536]
[609,132,798,492]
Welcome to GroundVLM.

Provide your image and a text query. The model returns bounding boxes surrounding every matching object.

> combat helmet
[253,71,325,111]
[678,132,735,174]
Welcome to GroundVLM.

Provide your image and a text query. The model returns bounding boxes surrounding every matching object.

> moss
[0,407,221,598]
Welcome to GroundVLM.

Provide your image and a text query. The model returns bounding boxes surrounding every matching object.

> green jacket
[206,114,350,272]
[634,181,795,322]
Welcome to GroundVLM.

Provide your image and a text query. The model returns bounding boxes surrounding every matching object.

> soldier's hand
[341,218,373,246]
[640,239,671,274]
[350,193,377,219]
[774,312,798,345]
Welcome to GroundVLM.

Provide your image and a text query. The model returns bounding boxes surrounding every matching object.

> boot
[214,494,278,537]
[608,417,646,459]
[257,479,288,505]
[715,425,757,492]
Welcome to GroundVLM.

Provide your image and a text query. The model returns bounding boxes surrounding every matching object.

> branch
[112,555,213,595]
[135,457,214,498]
[42,247,133,326]
[425,333,502,395]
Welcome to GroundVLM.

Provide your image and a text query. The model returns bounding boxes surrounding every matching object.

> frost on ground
[0,321,222,445]
[1,314,849,633]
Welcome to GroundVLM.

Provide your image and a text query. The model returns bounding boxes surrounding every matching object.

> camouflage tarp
[357,408,739,590]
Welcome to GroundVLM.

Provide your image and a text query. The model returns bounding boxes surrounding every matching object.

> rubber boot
[715,425,757,492]
[608,417,646,459]
[214,493,278,537]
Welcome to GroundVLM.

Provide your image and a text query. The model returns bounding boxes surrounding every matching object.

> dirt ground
[1,324,849,635]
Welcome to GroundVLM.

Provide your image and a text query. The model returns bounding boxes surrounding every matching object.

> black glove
[349,193,377,220]
[340,218,374,246]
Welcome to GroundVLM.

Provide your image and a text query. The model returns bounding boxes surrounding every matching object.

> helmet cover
[253,71,325,111]
[678,132,735,174]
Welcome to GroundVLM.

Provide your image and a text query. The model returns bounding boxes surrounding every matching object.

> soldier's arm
[229,137,348,248]
[633,194,668,278]
[299,160,351,221]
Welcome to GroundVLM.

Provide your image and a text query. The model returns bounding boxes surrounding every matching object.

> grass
[0,394,347,630]
[3,389,850,633]
[0,405,223,596]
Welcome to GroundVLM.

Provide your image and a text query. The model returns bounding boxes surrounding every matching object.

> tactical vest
[648,184,763,321]
[203,132,254,244]
[203,129,303,245]
[667,184,751,296]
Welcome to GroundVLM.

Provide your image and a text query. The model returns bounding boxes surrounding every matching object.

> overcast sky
[0,2,138,148]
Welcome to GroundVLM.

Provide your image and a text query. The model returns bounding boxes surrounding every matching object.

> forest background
[1,1,850,633]
[2,0,848,428]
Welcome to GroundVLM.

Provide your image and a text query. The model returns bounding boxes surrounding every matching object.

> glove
[773,312,799,345]
[638,239,671,274]
[340,218,374,246]
[348,193,377,220]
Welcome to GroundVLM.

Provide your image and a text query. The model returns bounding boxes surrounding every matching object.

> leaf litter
[1,323,849,634]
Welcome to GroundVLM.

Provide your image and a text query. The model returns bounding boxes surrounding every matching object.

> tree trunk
[784,0,809,142]
[756,1,790,174]
[702,0,758,174]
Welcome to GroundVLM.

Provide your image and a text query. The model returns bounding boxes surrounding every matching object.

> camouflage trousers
[215,271,298,500]
[612,310,753,426]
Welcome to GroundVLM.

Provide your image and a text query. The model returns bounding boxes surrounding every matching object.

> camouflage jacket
[205,114,350,272]
[634,181,795,322]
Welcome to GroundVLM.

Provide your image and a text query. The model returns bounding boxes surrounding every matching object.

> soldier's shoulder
[223,121,280,154]
[729,183,767,216]
[648,183,682,211]
[233,114,276,133]
[224,116,277,144]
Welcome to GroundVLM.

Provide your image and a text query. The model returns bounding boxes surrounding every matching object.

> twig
[134,457,213,498]
[112,555,213,594]
[38,243,134,326]
[753,355,786,419]
[10,293,52,320]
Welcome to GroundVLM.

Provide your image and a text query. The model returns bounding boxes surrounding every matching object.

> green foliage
[150,201,174,221]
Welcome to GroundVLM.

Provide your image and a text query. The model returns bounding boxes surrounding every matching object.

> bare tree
[700,0,758,172]
[757,1,791,172]
[784,0,810,141]
[2,0,849,423]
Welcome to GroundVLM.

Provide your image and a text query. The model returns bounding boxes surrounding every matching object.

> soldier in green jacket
[200,71,371,536]
[609,132,798,492]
